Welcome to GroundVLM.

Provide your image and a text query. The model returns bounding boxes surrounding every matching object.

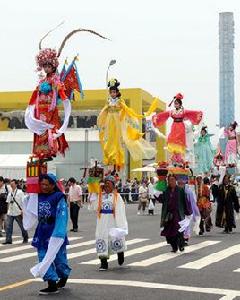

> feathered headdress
[36,24,108,71]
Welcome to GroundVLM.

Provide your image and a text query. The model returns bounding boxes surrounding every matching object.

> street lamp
[106,59,116,87]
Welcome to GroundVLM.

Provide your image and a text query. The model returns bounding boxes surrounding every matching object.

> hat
[104,175,116,185]
[108,78,120,89]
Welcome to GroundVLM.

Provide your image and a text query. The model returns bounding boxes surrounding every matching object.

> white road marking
[180,244,240,270]
[71,238,147,261]
[81,241,167,265]
[128,240,220,267]
[0,237,82,254]
[0,238,146,262]
[33,278,240,300]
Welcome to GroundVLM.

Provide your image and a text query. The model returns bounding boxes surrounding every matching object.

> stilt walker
[23,25,107,294]
[152,93,202,166]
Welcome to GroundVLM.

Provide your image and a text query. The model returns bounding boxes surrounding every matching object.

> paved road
[1,202,240,300]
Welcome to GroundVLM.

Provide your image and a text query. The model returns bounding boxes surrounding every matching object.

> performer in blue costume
[23,173,71,295]
[195,126,214,175]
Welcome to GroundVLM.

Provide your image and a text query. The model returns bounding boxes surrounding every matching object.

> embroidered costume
[195,126,214,174]
[25,27,107,160]
[152,93,202,164]
[224,122,238,167]
[23,173,71,294]
[98,79,156,170]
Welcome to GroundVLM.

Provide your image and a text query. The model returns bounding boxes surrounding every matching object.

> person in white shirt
[137,182,149,215]
[68,177,82,232]
[2,179,28,244]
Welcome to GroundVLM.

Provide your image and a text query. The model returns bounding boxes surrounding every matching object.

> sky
[0,0,240,144]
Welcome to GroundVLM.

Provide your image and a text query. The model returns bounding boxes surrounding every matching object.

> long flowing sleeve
[25,105,54,135]
[114,194,128,234]
[54,99,71,138]
[22,194,38,231]
[152,111,170,127]
[184,109,203,125]
[30,198,68,278]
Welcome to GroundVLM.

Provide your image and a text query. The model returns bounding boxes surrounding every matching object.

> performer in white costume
[91,175,128,271]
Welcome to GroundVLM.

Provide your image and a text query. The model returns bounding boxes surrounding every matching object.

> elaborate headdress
[36,25,108,71]
[168,92,184,107]
[108,78,120,89]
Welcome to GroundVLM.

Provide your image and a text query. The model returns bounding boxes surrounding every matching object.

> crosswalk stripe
[232,267,240,272]
[0,238,145,263]
[81,241,167,265]
[179,244,240,270]
[72,238,148,261]
[128,240,220,267]
[0,237,84,262]
[0,237,82,254]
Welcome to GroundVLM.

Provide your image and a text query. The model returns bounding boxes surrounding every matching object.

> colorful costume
[195,127,214,174]
[93,188,128,258]
[23,174,71,284]
[224,123,238,166]
[196,179,212,234]
[183,185,200,239]
[25,28,107,160]
[152,93,202,163]
[25,70,71,159]
[98,79,156,169]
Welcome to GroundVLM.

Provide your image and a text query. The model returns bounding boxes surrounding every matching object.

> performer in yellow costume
[98,79,156,170]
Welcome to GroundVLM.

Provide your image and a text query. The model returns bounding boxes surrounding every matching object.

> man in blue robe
[23,173,71,295]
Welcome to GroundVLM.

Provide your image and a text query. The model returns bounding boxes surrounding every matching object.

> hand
[53,130,62,139]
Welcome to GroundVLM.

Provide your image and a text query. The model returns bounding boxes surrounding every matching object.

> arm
[25,105,54,135]
[152,111,170,127]
[184,109,203,125]
[53,99,71,139]
[22,195,38,230]
[114,194,128,234]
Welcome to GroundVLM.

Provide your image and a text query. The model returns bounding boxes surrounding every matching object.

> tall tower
[219,12,235,129]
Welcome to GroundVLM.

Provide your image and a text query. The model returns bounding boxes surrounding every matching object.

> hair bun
[174,93,184,100]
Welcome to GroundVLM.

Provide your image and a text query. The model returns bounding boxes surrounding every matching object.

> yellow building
[0,88,166,178]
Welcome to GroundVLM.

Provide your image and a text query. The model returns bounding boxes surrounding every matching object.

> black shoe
[57,277,68,289]
[117,252,124,266]
[179,246,185,252]
[99,258,108,271]
[171,248,178,253]
[39,280,59,295]
[22,239,28,244]
[2,241,12,245]
[199,231,203,236]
